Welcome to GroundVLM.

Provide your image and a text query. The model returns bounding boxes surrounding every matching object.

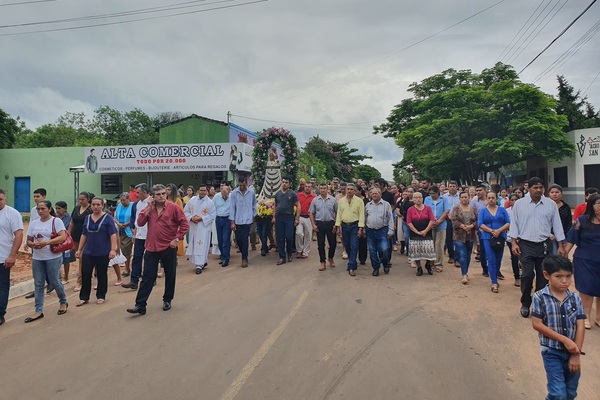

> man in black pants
[509,177,566,318]
[126,184,188,315]
[309,183,338,271]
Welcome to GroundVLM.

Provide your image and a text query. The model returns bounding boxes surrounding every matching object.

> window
[553,167,568,188]
[101,175,123,194]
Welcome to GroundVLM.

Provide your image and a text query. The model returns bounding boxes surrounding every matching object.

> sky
[1,0,599,180]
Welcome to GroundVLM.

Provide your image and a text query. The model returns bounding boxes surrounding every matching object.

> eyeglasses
[154,192,167,196]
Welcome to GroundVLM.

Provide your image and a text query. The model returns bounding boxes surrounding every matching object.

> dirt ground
[10,251,34,285]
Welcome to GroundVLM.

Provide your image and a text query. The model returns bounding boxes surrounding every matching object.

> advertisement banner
[84,143,253,173]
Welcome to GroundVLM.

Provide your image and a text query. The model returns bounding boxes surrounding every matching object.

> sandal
[491,284,499,293]
[76,300,88,307]
[584,319,591,329]
[97,299,105,305]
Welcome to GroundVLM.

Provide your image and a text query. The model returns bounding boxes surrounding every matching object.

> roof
[159,113,228,129]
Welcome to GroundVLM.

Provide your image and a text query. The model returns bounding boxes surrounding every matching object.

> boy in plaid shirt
[531,255,586,400]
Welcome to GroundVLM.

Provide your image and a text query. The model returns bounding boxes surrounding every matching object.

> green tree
[0,108,24,149]
[352,164,381,182]
[303,135,371,181]
[374,63,574,183]
[555,75,600,131]
[298,151,327,183]
[90,106,157,145]
[392,162,413,184]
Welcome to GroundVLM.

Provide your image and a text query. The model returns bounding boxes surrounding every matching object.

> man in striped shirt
[364,188,394,276]
[509,177,566,318]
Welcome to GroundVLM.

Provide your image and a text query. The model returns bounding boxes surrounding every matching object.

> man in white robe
[184,184,216,274]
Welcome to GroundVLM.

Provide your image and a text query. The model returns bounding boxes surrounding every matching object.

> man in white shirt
[122,183,150,290]
[0,188,25,326]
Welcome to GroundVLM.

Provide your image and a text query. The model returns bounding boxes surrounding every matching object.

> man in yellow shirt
[335,183,365,276]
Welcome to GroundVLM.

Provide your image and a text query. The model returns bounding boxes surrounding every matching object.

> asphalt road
[2,246,599,400]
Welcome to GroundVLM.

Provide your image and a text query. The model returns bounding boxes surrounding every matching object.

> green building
[0,114,259,212]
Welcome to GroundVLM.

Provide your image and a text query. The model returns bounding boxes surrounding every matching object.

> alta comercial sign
[84,143,253,173]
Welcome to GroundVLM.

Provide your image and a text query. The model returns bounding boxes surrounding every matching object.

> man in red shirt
[128,184,138,202]
[295,183,316,258]
[127,184,189,315]
[573,187,598,221]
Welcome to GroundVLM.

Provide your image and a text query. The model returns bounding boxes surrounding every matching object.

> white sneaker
[342,251,348,260]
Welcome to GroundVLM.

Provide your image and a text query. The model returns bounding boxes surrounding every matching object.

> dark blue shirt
[82,213,117,257]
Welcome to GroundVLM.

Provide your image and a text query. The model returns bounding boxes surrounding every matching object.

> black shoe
[221,262,229,267]
[520,306,530,318]
[25,292,34,299]
[416,267,423,276]
[163,301,171,311]
[482,272,489,277]
[497,272,505,280]
[24,313,44,323]
[287,256,293,262]
[195,267,203,275]
[360,261,366,265]
[348,269,356,277]
[218,260,223,265]
[383,264,390,274]
[425,264,433,275]
[261,251,266,256]
[126,306,146,315]
[0,315,5,326]
[46,287,55,294]
[122,272,130,278]
[372,269,379,276]
[121,282,138,290]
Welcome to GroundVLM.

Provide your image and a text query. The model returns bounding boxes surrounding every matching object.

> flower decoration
[257,198,275,218]
[252,127,299,194]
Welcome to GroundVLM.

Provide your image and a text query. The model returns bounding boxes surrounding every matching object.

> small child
[531,255,586,400]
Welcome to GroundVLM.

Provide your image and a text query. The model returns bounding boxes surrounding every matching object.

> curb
[9,279,35,300]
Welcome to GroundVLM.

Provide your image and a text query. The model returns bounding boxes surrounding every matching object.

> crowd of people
[1,175,600,398]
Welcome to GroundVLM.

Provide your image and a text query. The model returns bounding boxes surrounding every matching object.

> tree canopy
[556,75,600,131]
[352,164,381,183]
[0,108,23,149]
[302,135,370,182]
[374,63,575,183]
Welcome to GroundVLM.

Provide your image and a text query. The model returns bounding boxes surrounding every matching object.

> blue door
[14,177,30,212]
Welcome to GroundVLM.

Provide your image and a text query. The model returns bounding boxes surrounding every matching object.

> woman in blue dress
[478,191,510,293]
[565,193,600,329]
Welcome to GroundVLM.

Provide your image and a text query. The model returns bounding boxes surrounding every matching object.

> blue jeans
[0,264,10,318]
[215,216,232,262]
[454,241,474,276]
[256,218,271,254]
[366,227,390,270]
[402,220,411,256]
[446,223,455,259]
[130,238,146,285]
[276,215,295,260]
[32,256,67,313]
[482,239,504,285]
[541,347,580,400]
[234,224,251,261]
[477,231,488,273]
[341,223,359,270]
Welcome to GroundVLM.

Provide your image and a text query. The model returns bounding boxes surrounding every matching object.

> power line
[519,0,598,74]
[533,18,600,83]
[505,0,567,65]
[583,70,600,97]
[0,0,55,6]
[0,0,214,29]
[230,113,384,127]
[496,0,546,62]
[0,0,268,36]
[237,0,506,114]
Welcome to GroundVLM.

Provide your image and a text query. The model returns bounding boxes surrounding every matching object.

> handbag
[50,217,75,253]
[490,236,505,250]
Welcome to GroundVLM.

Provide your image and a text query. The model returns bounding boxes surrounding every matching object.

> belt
[342,221,358,226]
[518,238,550,245]
[300,214,309,218]
[216,215,230,219]
[367,226,387,231]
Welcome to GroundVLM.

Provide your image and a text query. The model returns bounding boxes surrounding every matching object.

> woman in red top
[407,192,435,276]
